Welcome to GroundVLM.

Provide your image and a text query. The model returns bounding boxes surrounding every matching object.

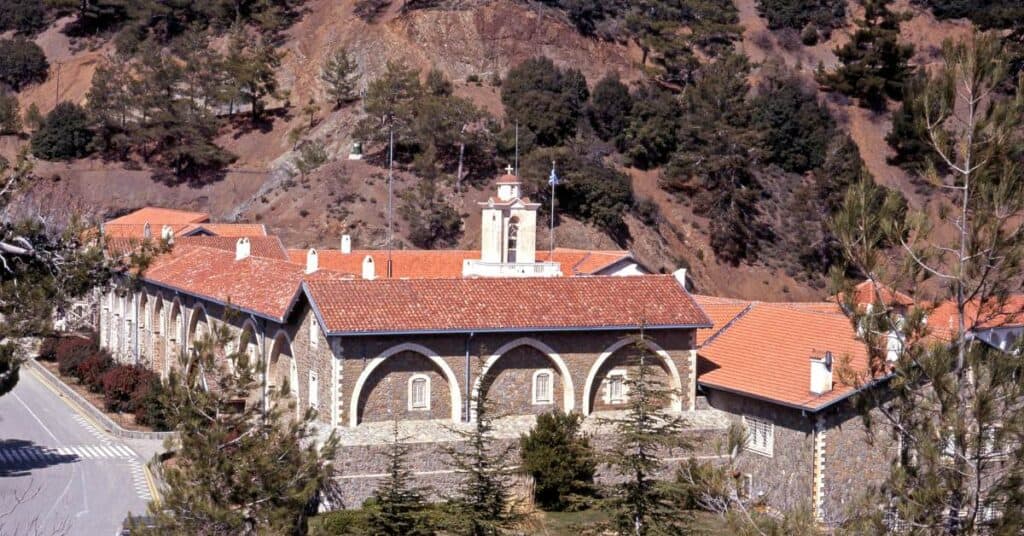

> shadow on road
[0,439,79,477]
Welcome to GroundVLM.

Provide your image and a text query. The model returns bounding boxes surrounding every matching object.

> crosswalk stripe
[96,446,113,458]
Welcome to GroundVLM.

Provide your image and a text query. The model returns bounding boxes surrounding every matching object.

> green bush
[520,412,597,511]
[751,68,835,174]
[0,37,48,90]
[0,93,21,134]
[618,85,679,169]
[0,0,48,35]
[308,508,372,535]
[501,57,588,147]
[76,351,114,392]
[31,102,95,161]
[133,377,171,431]
[756,0,846,32]
[587,73,632,142]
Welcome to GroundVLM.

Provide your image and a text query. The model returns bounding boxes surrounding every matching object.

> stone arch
[166,299,184,377]
[349,343,461,427]
[267,330,298,413]
[582,337,683,416]
[187,303,210,353]
[151,295,165,377]
[472,338,575,417]
[137,293,149,364]
[236,319,262,374]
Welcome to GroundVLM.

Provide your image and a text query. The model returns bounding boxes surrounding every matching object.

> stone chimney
[235,237,251,261]
[362,255,375,280]
[305,248,319,274]
[341,235,352,254]
[810,351,834,395]
[161,225,175,243]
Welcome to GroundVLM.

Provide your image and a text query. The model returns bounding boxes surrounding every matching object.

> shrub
[756,0,846,32]
[308,508,372,535]
[587,73,632,142]
[76,351,114,392]
[133,377,171,431]
[31,102,95,161]
[519,412,597,511]
[501,57,588,147]
[0,0,48,35]
[0,93,21,134]
[38,336,60,361]
[101,365,156,413]
[0,37,48,90]
[56,337,97,376]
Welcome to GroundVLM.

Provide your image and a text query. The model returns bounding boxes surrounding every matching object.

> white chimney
[341,235,352,254]
[161,225,175,243]
[305,248,319,274]
[362,255,376,280]
[673,268,689,290]
[143,222,152,240]
[235,237,251,261]
[810,351,834,395]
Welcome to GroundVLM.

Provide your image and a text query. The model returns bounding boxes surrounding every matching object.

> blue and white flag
[548,163,560,187]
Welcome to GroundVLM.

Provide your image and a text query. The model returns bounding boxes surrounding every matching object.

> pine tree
[816,0,914,110]
[225,28,282,122]
[587,73,633,142]
[321,46,360,108]
[367,422,434,536]
[440,381,519,535]
[519,411,597,510]
[885,68,948,174]
[136,318,339,535]
[601,330,691,536]
[832,33,1024,533]
[354,60,422,146]
[87,53,136,157]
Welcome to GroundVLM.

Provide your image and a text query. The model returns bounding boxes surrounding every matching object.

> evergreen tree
[618,85,679,169]
[440,382,518,535]
[30,102,94,161]
[816,0,914,110]
[587,73,633,142]
[501,56,586,147]
[87,53,137,157]
[751,64,834,174]
[885,68,949,173]
[601,330,691,535]
[225,28,282,121]
[0,94,21,135]
[519,411,597,511]
[136,319,339,535]
[0,37,48,90]
[832,33,1024,533]
[0,150,110,398]
[321,46,360,108]
[367,422,434,536]
[355,60,422,146]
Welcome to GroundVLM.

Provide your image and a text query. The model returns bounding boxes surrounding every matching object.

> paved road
[0,368,160,536]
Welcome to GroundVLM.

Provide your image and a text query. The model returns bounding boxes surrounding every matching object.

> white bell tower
[463,169,561,277]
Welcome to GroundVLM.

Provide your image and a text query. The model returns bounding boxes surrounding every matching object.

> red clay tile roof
[176,236,287,260]
[495,174,520,185]
[843,279,914,307]
[141,246,350,321]
[182,224,268,237]
[305,275,711,335]
[106,207,209,225]
[698,302,872,411]
[692,295,753,346]
[103,223,193,239]
[286,248,635,279]
[927,295,1024,341]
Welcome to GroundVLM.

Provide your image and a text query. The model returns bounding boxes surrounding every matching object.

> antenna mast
[387,126,394,279]
[514,122,519,177]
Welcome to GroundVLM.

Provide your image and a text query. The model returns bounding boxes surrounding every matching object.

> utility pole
[54,61,64,107]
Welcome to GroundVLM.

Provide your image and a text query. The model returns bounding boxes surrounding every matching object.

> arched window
[532,370,553,405]
[408,374,430,411]
[507,217,519,263]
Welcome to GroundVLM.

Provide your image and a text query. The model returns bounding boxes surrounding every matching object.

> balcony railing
[462,259,562,278]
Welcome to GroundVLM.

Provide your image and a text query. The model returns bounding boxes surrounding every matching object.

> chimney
[161,225,175,244]
[305,248,319,274]
[362,255,376,280]
[143,222,152,240]
[235,237,251,261]
[341,235,352,254]
[673,268,689,290]
[810,351,834,395]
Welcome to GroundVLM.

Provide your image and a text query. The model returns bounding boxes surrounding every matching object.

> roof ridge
[700,302,755,348]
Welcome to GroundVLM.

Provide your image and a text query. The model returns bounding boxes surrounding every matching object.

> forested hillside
[0,0,1018,299]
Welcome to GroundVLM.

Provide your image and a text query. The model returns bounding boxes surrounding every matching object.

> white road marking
[12,392,59,442]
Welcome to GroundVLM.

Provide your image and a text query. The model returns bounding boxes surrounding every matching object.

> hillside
[1,0,981,301]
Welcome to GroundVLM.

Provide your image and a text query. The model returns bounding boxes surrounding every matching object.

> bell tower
[464,168,560,277]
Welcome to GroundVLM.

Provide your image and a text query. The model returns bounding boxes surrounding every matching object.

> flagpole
[550,160,556,260]
[514,122,519,177]
[387,126,394,279]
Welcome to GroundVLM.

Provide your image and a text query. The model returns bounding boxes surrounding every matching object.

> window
[739,474,753,499]
[743,416,774,457]
[506,217,519,263]
[605,370,627,404]
[409,375,430,410]
[533,370,553,405]
[308,371,319,409]
[309,320,320,351]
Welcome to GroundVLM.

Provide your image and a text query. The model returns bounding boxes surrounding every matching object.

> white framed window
[532,370,554,405]
[308,371,319,409]
[604,369,628,404]
[740,474,753,499]
[309,320,320,351]
[409,374,430,411]
[743,415,774,457]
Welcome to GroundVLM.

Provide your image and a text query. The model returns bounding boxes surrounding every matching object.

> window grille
[533,371,553,404]
[409,376,429,410]
[743,416,774,457]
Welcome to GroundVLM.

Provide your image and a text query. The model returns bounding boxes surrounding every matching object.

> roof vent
[673,268,689,290]
[810,351,834,395]
[161,225,175,244]
[341,235,352,254]
[306,248,319,274]
[235,237,251,261]
[362,255,375,280]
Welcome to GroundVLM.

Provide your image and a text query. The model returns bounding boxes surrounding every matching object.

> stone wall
[704,389,817,513]
[821,403,897,522]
